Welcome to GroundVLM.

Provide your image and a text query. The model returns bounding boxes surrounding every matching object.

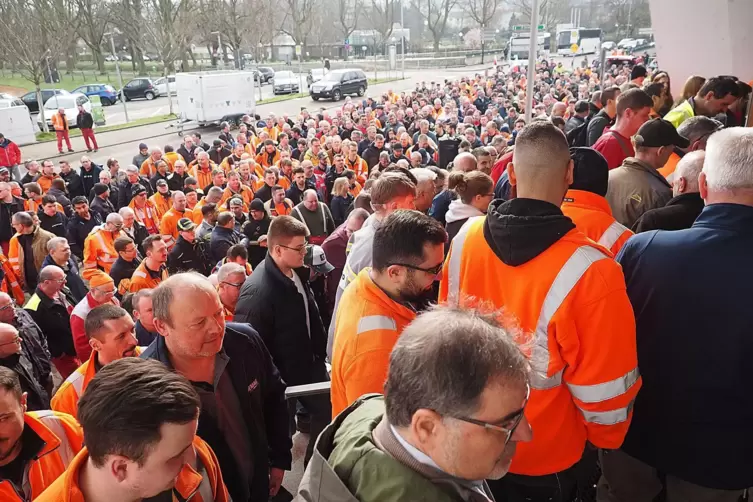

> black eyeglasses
[0,302,14,313]
[452,384,530,445]
[279,243,309,254]
[388,262,444,276]
[222,280,244,289]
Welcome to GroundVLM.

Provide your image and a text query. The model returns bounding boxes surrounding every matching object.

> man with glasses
[24,265,80,379]
[40,236,88,303]
[330,210,446,417]
[0,322,50,410]
[298,306,532,500]
[69,273,119,363]
[235,215,330,467]
[216,262,246,320]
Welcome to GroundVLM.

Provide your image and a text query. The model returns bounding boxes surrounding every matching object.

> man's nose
[511,415,533,443]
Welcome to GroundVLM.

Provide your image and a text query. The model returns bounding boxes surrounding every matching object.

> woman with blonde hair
[444,170,494,244]
[675,75,706,106]
[330,177,353,227]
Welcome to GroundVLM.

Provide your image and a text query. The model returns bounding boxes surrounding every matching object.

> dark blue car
[72,83,119,106]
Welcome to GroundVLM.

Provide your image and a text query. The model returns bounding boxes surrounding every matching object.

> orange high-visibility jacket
[35,174,58,194]
[25,199,64,214]
[255,150,281,169]
[140,157,171,178]
[129,261,168,293]
[345,156,369,184]
[35,437,230,502]
[220,185,255,210]
[191,163,217,190]
[51,113,68,132]
[658,151,682,179]
[51,349,142,419]
[0,411,83,501]
[128,199,160,234]
[0,251,24,303]
[82,226,122,280]
[150,193,171,220]
[439,216,641,476]
[160,207,191,248]
[561,189,633,257]
[330,268,416,417]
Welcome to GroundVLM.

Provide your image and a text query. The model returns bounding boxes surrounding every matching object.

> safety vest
[0,411,83,501]
[51,348,143,419]
[664,100,695,129]
[440,217,641,476]
[0,251,24,303]
[150,193,171,220]
[159,207,189,248]
[35,437,230,502]
[82,226,122,280]
[345,156,369,184]
[220,185,254,210]
[128,200,159,234]
[658,151,682,179]
[191,164,216,189]
[561,189,633,256]
[129,261,168,293]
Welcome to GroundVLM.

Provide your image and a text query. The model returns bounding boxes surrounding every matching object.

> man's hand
[269,467,285,496]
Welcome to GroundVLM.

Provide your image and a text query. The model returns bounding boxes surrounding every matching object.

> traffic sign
[344,38,350,45]
[295,45,301,56]
[513,24,545,32]
[570,43,579,53]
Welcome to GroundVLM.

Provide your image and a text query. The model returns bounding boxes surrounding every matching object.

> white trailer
[0,106,36,146]
[175,71,256,132]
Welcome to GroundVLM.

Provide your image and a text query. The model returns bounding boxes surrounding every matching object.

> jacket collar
[263,253,308,287]
[693,203,753,230]
[24,412,62,461]
[359,269,417,321]
[562,189,613,216]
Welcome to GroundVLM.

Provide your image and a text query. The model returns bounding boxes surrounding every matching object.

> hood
[445,199,484,224]
[483,198,575,266]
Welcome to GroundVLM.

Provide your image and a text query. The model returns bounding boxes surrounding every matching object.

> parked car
[0,97,29,112]
[617,38,635,49]
[71,83,119,106]
[154,76,176,96]
[307,68,328,87]
[309,69,367,101]
[20,89,70,114]
[256,67,275,84]
[119,78,160,101]
[37,93,91,130]
[602,41,616,51]
[105,54,119,62]
[272,71,300,95]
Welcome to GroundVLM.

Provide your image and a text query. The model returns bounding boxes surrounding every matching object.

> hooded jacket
[444,199,485,245]
[561,189,633,256]
[296,395,494,502]
[439,198,640,476]
[362,142,386,169]
[0,137,21,168]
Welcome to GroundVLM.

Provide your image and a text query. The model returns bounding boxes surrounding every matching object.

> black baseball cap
[569,147,609,197]
[177,218,196,232]
[634,118,690,149]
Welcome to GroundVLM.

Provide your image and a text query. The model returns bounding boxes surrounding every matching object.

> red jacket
[491,150,513,185]
[0,139,21,168]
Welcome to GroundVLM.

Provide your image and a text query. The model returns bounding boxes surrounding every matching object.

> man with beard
[51,304,138,419]
[0,366,84,501]
[329,210,445,417]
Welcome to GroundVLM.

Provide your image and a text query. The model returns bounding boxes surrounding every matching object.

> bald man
[441,121,639,501]
[633,150,707,233]
[452,152,478,172]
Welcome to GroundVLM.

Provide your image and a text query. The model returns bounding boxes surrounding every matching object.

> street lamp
[211,31,222,68]
[104,32,129,123]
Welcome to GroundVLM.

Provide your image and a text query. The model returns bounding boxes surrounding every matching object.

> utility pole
[400,0,405,79]
[212,31,222,68]
[106,32,129,123]
[481,23,485,64]
[525,0,540,123]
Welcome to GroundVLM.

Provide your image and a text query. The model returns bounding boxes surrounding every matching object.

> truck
[175,71,256,128]
[508,32,551,65]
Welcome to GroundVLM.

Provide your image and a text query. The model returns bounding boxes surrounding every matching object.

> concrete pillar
[649,0,753,96]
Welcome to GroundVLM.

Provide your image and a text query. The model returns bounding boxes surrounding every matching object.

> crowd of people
[0,55,751,502]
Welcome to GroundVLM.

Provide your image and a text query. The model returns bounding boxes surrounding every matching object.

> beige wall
[650,0,753,97]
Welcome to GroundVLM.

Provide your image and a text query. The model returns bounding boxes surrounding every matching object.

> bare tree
[368,0,395,53]
[76,0,112,74]
[112,0,149,75]
[337,0,361,60]
[412,0,457,51]
[141,0,194,113]
[280,0,316,56]
[506,0,567,30]
[0,0,79,131]
[215,0,255,67]
[467,0,501,62]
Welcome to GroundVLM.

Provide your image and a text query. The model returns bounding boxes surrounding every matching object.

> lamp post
[104,32,129,123]
[525,0,540,123]
[400,0,405,79]
[212,31,222,68]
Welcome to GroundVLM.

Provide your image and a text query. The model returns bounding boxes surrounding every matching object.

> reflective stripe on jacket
[561,189,633,257]
[35,437,230,502]
[330,268,416,417]
[82,226,122,280]
[439,216,641,476]
[0,411,83,501]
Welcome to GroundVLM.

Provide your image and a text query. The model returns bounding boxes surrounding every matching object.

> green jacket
[664,99,695,129]
[295,394,495,502]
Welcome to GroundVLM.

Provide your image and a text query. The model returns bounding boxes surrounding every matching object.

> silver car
[272,71,300,95]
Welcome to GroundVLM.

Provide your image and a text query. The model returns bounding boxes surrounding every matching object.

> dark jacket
[79,164,102,196]
[632,192,705,233]
[209,225,240,263]
[149,172,170,192]
[76,111,94,129]
[362,142,386,170]
[110,256,140,299]
[141,322,291,502]
[167,236,210,275]
[123,222,149,256]
[324,168,346,203]
[209,146,232,165]
[89,182,119,209]
[234,254,327,386]
[47,187,72,217]
[40,255,88,304]
[37,209,67,238]
[0,196,23,242]
[0,353,50,411]
[117,178,153,209]
[60,170,85,199]
[285,184,307,205]
[241,216,270,269]
[429,190,456,226]
[4,309,52,410]
[167,171,190,192]
[134,320,156,346]
[586,108,613,146]
[90,195,115,222]
[330,194,353,227]
[616,204,753,490]
[24,287,77,358]
[66,212,102,260]
[177,145,197,165]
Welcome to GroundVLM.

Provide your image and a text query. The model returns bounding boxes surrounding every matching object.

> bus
[556,28,603,55]
[507,33,551,63]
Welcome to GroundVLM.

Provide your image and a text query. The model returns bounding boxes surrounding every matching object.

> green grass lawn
[0,69,165,93]
[35,114,177,142]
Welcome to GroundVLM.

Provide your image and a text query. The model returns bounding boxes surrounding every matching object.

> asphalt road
[22,66,487,166]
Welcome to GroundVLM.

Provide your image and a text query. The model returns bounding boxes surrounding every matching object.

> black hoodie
[483,198,575,267]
